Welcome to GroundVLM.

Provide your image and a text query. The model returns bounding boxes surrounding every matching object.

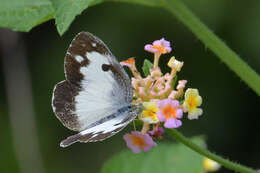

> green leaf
[89,0,104,7]
[50,0,102,35]
[0,0,54,32]
[142,59,154,77]
[102,137,205,173]
[106,0,164,7]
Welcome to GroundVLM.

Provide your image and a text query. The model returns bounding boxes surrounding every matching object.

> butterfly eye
[102,64,111,71]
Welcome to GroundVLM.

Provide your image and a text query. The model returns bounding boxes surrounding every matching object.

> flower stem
[141,122,150,134]
[166,129,258,173]
[153,53,160,68]
[163,0,260,96]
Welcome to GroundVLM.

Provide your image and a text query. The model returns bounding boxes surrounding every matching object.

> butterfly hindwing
[60,104,141,147]
[52,80,81,131]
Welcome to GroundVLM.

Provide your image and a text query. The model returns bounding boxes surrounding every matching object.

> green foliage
[0,0,54,32]
[0,0,161,35]
[165,0,260,95]
[142,59,154,76]
[0,0,162,35]
[1,0,259,95]
[102,137,205,173]
[107,0,164,7]
[166,129,259,173]
[1,0,260,171]
[50,0,100,35]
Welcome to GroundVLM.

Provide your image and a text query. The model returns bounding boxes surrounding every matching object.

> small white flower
[203,158,221,172]
[168,56,184,72]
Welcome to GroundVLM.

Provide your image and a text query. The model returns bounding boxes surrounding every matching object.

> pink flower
[123,131,157,153]
[137,87,146,99]
[156,99,183,128]
[177,80,187,90]
[148,127,164,139]
[131,77,140,89]
[150,67,162,79]
[164,73,172,81]
[144,38,172,54]
[168,90,178,99]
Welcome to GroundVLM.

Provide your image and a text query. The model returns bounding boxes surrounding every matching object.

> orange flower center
[131,135,147,148]
[188,97,197,109]
[152,45,166,54]
[162,104,177,119]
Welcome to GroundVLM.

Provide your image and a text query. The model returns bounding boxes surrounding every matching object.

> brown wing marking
[52,80,82,131]
[65,32,112,86]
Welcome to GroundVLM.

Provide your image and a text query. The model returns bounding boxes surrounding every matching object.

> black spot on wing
[101,63,133,102]
[102,64,111,71]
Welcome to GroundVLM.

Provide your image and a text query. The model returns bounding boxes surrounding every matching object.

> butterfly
[52,32,143,147]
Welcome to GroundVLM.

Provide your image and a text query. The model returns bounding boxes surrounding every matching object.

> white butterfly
[52,32,143,147]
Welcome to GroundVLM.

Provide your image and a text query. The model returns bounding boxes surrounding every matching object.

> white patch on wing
[51,84,57,112]
[74,51,128,130]
[92,43,97,47]
[80,116,123,135]
[75,55,84,63]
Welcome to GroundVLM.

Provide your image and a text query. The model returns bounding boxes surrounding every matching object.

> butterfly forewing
[52,32,138,147]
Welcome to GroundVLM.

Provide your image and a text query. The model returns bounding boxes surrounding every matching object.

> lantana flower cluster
[121,38,203,153]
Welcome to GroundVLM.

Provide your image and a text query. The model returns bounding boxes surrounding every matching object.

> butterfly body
[52,32,142,147]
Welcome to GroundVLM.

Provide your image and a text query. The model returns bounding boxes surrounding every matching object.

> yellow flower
[139,102,159,124]
[203,158,221,172]
[183,88,203,120]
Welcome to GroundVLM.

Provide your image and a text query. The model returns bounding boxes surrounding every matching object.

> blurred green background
[0,0,259,173]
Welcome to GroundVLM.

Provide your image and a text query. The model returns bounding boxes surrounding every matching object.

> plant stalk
[166,129,258,173]
[163,0,260,96]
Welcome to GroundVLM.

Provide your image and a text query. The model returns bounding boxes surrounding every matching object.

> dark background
[0,0,259,173]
